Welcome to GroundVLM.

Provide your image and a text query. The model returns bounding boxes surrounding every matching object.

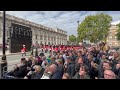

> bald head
[104,70,116,79]
[49,64,57,73]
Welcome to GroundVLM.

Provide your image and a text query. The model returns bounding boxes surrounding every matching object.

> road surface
[0,51,50,71]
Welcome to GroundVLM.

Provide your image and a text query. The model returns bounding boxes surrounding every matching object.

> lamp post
[1,11,7,78]
[77,20,80,45]
[31,45,33,56]
[77,20,79,27]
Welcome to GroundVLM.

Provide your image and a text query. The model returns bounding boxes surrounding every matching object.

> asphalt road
[0,50,50,71]
[1,53,30,71]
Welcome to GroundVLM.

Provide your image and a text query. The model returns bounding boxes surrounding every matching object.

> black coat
[98,64,104,78]
[14,64,28,78]
[51,64,64,79]
[117,68,120,79]
[27,60,32,67]
[31,72,43,79]
[113,67,120,79]
[66,62,75,78]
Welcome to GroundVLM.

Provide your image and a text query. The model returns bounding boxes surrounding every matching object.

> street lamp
[77,20,79,27]
[1,11,7,78]
[77,20,80,44]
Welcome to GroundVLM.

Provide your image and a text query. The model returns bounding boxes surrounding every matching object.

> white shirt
[41,60,48,69]
[63,54,67,61]
[41,72,52,79]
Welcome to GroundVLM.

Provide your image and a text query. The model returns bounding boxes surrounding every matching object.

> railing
[0,63,21,79]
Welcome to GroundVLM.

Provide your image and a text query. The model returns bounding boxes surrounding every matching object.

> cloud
[6,11,120,36]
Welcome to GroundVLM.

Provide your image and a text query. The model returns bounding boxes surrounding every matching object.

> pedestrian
[21,45,26,57]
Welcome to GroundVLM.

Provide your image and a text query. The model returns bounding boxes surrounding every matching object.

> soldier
[21,45,26,56]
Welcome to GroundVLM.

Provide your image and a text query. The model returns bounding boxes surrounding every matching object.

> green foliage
[69,35,76,42]
[116,23,120,40]
[77,13,112,43]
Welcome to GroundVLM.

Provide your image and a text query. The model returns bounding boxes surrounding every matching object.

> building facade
[106,21,120,47]
[0,13,67,47]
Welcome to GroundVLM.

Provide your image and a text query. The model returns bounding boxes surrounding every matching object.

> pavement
[0,49,50,71]
[0,50,26,56]
[0,48,42,56]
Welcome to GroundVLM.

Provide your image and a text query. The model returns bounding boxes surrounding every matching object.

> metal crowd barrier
[0,63,21,79]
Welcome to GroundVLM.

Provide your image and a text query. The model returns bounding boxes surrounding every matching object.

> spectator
[41,64,57,79]
[98,61,113,78]
[113,61,120,79]
[62,73,70,79]
[51,59,64,79]
[50,56,56,65]
[65,56,75,78]
[112,52,120,65]
[104,69,116,79]
[13,58,28,78]
[75,52,81,64]
[41,56,49,69]
[75,57,88,73]
[24,65,43,79]
[73,66,90,79]
[26,57,32,67]
[36,56,42,66]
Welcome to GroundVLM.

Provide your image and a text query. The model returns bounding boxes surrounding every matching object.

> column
[56,34,57,45]
[43,31,45,45]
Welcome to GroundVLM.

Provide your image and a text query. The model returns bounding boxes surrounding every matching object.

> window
[109,32,112,35]
[109,36,112,40]
[36,41,38,44]
[41,41,42,45]
[41,35,43,40]
[109,42,112,45]
[109,36,112,39]
[115,43,118,45]
[36,35,37,39]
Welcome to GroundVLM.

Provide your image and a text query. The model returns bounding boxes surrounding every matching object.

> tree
[116,23,120,40]
[77,13,112,43]
[69,35,76,42]
[76,37,80,43]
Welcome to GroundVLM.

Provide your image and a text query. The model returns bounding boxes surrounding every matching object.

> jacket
[31,72,43,79]
[51,64,64,79]
[73,72,90,79]
[66,62,75,78]
[14,64,28,78]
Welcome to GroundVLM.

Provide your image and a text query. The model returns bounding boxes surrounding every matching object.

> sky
[5,11,120,36]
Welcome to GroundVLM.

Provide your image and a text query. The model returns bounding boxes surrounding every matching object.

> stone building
[106,21,120,47]
[0,12,67,47]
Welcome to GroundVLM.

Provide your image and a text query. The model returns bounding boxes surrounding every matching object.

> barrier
[0,61,7,79]
[1,63,21,79]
